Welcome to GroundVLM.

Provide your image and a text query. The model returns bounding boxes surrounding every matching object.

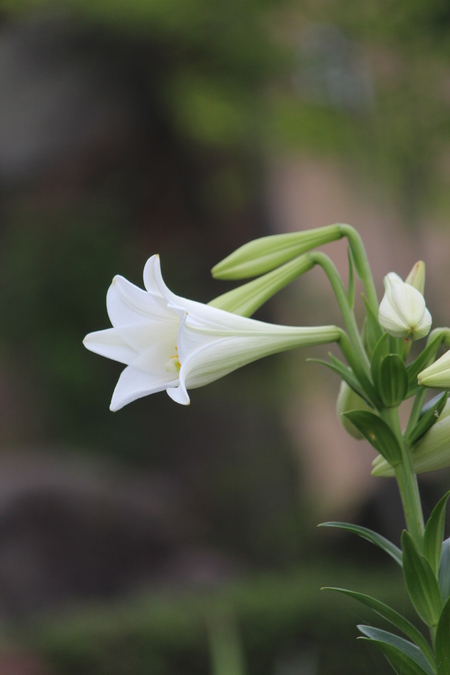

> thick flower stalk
[378,271,431,340]
[83,255,340,410]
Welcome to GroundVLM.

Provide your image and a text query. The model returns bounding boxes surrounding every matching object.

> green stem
[309,251,371,376]
[381,407,424,547]
[339,224,379,315]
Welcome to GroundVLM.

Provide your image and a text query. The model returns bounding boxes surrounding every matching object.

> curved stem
[339,224,378,314]
[309,251,371,375]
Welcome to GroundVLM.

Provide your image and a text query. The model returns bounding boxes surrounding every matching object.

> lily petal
[83,328,138,365]
[107,274,175,329]
[110,345,179,410]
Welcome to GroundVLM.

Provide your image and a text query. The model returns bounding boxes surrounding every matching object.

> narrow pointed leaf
[359,639,432,675]
[324,588,435,665]
[307,356,370,404]
[402,531,442,627]
[439,538,450,603]
[342,411,403,466]
[406,392,448,447]
[319,522,402,566]
[358,626,435,675]
[423,491,450,576]
[435,596,450,675]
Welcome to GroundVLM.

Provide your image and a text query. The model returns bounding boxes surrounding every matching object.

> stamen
[165,354,181,373]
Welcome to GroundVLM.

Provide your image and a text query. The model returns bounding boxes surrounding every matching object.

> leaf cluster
[322,492,450,674]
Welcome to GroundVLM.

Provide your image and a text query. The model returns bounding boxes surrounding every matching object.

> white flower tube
[84,255,340,410]
[378,272,431,340]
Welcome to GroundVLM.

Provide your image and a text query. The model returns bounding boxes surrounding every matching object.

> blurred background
[0,1,450,673]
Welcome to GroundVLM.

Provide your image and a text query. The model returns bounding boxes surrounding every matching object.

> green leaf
[435,596,450,675]
[406,392,449,447]
[308,356,369,404]
[421,393,450,418]
[324,588,435,666]
[319,522,402,566]
[439,538,450,603]
[360,641,431,675]
[402,531,442,627]
[423,491,450,576]
[375,354,409,407]
[407,333,445,389]
[358,626,435,675]
[342,410,403,466]
[371,333,390,380]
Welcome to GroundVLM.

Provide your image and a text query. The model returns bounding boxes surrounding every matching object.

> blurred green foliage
[27,564,406,675]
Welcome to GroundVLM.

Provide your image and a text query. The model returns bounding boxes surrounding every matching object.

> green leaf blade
[435,596,450,675]
[407,333,445,388]
[402,531,442,627]
[377,354,409,407]
[308,356,369,403]
[324,587,435,665]
[406,392,449,447]
[423,491,450,576]
[438,538,450,603]
[342,410,403,466]
[319,522,402,566]
[358,626,435,675]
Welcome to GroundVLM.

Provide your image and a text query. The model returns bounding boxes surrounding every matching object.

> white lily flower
[378,272,431,340]
[83,255,340,410]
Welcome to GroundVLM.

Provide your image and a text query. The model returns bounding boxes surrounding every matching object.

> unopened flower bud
[378,272,431,340]
[212,225,342,279]
[418,349,450,389]
[405,260,426,295]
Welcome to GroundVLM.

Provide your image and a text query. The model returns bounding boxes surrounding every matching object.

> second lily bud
[378,264,431,341]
